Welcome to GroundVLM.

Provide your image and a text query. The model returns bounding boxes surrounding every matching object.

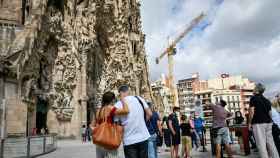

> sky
[140,0,280,97]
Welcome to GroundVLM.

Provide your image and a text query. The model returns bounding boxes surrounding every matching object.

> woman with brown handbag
[91,91,129,158]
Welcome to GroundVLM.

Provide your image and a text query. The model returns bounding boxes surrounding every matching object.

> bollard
[27,137,30,158]
[43,137,46,153]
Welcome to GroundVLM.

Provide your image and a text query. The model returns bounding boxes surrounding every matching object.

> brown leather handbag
[92,107,123,150]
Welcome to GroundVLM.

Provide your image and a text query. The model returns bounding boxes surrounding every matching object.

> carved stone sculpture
[0,0,152,137]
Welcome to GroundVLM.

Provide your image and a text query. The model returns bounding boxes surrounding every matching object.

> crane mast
[156,13,205,107]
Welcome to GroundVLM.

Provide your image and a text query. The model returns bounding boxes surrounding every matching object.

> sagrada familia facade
[0,0,152,138]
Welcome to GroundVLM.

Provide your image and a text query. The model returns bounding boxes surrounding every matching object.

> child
[81,125,86,143]
[180,115,193,158]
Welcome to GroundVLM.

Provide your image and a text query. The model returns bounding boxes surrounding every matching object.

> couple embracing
[92,85,152,158]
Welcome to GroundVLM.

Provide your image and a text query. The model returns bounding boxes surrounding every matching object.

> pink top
[189,119,195,129]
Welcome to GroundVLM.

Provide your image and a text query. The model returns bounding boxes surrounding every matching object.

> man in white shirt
[115,85,152,158]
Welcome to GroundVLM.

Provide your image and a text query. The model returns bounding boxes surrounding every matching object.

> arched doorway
[36,96,48,134]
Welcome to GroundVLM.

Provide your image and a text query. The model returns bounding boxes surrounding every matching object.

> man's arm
[248,97,255,128]
[226,111,234,120]
[145,108,152,120]
[168,119,176,136]
[248,107,254,128]
[114,100,129,116]
[157,116,163,136]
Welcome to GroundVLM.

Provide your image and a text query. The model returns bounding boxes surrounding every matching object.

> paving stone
[38,140,261,158]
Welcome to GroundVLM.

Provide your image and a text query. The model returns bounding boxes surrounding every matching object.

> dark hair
[173,106,180,112]
[147,102,152,107]
[118,85,129,93]
[235,111,242,117]
[220,100,227,107]
[102,91,116,106]
[181,115,186,121]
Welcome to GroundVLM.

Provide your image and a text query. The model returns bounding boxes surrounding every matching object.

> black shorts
[170,133,181,146]
[163,129,171,147]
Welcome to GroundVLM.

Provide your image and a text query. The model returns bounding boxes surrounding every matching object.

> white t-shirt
[115,96,150,146]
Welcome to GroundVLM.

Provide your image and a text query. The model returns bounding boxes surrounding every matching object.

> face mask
[175,111,180,116]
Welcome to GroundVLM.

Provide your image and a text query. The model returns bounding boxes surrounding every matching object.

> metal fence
[0,134,57,158]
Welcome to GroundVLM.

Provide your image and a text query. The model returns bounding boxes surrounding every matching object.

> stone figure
[62,90,72,108]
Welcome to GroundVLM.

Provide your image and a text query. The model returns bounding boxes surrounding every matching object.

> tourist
[45,127,49,135]
[146,102,162,158]
[272,97,280,155]
[162,116,171,151]
[86,125,92,142]
[115,85,152,158]
[156,116,164,152]
[168,107,181,158]
[81,125,86,143]
[180,115,193,158]
[211,100,233,158]
[249,83,279,158]
[93,91,129,158]
[190,115,199,149]
[234,111,244,151]
[41,128,46,135]
[194,113,205,149]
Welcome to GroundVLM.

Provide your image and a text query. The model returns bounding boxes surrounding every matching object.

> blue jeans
[148,133,157,158]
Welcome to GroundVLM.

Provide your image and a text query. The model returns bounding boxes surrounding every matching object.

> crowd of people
[210,83,280,158]
[87,83,280,158]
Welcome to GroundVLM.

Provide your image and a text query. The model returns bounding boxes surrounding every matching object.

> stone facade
[0,0,151,138]
[6,98,27,136]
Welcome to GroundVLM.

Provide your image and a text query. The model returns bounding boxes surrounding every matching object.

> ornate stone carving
[51,81,75,121]
[0,0,152,136]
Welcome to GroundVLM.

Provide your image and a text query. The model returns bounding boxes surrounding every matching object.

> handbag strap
[135,96,146,122]
[97,107,106,123]
[97,106,115,124]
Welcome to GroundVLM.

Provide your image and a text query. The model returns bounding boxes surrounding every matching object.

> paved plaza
[38,140,260,158]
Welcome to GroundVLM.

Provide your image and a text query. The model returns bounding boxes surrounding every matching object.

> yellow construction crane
[155,13,205,107]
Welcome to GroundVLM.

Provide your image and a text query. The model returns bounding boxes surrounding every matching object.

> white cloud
[141,0,280,97]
